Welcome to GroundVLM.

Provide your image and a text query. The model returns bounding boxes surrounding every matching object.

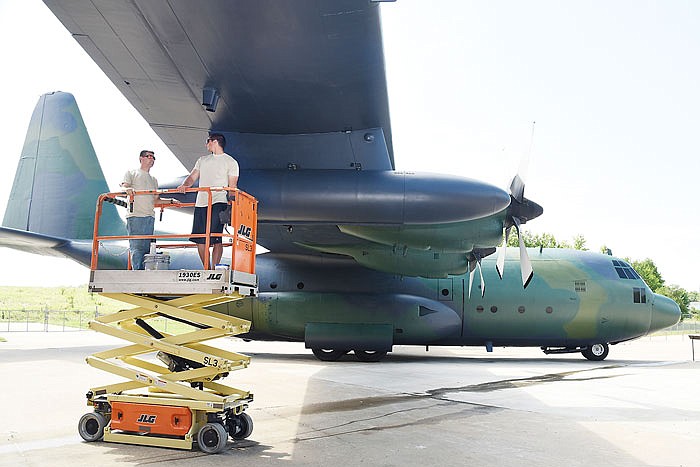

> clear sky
[0,0,698,292]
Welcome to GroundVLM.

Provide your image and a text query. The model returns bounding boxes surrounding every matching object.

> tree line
[506,232,697,319]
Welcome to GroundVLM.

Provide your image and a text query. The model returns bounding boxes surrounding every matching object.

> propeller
[495,176,542,288]
[494,121,543,288]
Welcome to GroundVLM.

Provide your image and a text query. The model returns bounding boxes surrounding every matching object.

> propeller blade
[468,260,475,299]
[512,217,534,288]
[477,259,485,298]
[509,174,525,203]
[496,227,510,280]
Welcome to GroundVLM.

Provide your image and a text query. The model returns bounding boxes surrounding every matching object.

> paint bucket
[144,252,170,270]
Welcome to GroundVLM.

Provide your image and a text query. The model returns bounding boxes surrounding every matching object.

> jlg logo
[206,273,223,280]
[237,224,252,239]
[137,414,157,424]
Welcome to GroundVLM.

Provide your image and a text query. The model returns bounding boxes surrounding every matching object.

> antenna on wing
[495,121,542,288]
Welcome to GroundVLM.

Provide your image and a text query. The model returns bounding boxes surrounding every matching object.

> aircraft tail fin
[2,91,124,240]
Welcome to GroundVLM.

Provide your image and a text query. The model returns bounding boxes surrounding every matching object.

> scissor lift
[78,187,258,454]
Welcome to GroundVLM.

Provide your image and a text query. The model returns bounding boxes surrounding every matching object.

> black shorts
[190,203,227,244]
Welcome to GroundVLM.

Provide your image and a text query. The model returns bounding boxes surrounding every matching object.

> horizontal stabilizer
[0,226,126,269]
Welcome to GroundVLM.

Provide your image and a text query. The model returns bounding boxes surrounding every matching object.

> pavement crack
[295,401,482,442]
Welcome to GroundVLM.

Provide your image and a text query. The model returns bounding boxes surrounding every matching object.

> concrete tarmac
[0,331,698,467]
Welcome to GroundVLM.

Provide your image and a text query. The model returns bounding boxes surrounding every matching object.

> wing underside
[43,0,394,171]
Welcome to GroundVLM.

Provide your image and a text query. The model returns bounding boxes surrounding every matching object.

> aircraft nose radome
[650,294,681,332]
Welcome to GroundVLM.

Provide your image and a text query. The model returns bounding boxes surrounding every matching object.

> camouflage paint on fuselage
[217,248,679,352]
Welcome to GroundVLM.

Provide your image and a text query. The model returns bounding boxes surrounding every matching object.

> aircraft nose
[650,293,681,332]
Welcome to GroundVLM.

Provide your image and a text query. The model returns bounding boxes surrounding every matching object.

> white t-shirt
[193,152,239,207]
[122,169,158,217]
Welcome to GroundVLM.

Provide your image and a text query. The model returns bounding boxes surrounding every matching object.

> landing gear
[311,348,389,362]
[581,342,609,361]
[311,348,348,361]
[354,349,387,362]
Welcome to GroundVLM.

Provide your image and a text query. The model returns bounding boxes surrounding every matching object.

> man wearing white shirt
[177,133,239,269]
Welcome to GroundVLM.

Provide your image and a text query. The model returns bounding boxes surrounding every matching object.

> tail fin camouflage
[3,91,124,239]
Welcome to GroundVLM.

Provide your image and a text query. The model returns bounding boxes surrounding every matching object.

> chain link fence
[0,309,178,333]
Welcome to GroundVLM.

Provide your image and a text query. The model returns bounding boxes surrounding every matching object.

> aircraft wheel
[197,422,228,454]
[582,343,609,361]
[354,349,387,362]
[78,412,108,442]
[231,412,254,440]
[311,348,347,361]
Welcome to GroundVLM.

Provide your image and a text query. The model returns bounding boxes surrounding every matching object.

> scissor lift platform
[88,268,257,296]
[78,187,259,454]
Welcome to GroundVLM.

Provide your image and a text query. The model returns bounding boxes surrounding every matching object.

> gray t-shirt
[122,169,158,217]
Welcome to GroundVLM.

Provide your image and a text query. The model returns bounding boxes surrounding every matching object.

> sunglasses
[206,138,218,144]
[141,154,156,160]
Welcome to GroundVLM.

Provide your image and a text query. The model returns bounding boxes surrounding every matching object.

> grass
[0,286,195,333]
[0,285,125,314]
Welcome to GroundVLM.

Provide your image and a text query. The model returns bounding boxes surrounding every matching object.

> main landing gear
[311,348,388,362]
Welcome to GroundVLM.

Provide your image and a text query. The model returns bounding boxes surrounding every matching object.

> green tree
[505,231,572,248]
[572,234,588,251]
[688,290,699,302]
[657,285,690,318]
[629,258,665,292]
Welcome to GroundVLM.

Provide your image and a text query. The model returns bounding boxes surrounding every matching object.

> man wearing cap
[121,150,176,269]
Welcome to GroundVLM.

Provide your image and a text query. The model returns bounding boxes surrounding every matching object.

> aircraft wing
[41,2,541,279]
[43,0,394,171]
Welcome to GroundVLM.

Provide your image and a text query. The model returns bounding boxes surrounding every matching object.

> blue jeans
[126,216,155,270]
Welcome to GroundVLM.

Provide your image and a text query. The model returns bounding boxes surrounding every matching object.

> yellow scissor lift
[78,187,258,454]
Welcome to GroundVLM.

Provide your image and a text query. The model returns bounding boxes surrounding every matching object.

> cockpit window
[633,287,647,303]
[612,260,641,280]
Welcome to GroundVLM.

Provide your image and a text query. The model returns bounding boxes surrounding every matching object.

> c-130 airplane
[1,2,680,362]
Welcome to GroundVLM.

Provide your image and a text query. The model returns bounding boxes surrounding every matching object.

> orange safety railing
[90,187,257,273]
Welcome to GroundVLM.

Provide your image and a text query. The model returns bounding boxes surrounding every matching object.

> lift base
[78,291,256,453]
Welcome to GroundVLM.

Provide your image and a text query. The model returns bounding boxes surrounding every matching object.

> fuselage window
[633,287,647,304]
[490,306,498,313]
[545,306,553,314]
[476,305,484,313]
[518,306,525,314]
